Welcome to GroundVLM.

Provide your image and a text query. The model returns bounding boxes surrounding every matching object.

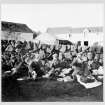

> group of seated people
[1,40,103,83]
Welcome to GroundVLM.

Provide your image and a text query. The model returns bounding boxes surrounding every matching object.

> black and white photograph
[1,2,104,102]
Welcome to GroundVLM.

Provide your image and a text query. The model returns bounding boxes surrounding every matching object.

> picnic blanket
[76,75,102,89]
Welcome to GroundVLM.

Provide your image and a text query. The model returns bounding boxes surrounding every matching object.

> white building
[1,21,34,41]
[46,27,103,46]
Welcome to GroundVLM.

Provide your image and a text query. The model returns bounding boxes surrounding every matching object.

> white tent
[55,34,70,40]
[34,33,57,45]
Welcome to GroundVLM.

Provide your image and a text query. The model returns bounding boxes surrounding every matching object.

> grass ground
[2,77,103,102]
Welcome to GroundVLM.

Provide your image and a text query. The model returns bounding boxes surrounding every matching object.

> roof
[71,27,103,33]
[1,21,33,33]
[47,27,103,35]
[47,27,72,35]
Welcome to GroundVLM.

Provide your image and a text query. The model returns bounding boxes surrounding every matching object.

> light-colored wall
[1,31,33,41]
[54,32,103,46]
[20,33,33,41]
[1,31,21,40]
[84,32,103,45]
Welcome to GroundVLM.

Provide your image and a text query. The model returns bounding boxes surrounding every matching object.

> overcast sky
[1,3,104,32]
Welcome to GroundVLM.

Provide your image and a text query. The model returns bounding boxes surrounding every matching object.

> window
[84,41,88,46]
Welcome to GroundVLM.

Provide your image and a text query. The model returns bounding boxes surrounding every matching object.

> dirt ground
[2,77,103,102]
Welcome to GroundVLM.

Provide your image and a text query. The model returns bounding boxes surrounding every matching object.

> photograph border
[0,0,105,105]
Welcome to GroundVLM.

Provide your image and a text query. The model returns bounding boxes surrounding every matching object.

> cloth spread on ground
[76,74,102,89]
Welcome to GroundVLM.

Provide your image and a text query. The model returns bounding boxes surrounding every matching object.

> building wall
[47,27,103,46]
[1,31,21,40]
[1,31,33,41]
[54,32,103,46]
[71,32,103,46]
[20,33,33,41]
[84,32,103,46]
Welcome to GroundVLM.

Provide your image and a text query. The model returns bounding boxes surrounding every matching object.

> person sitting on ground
[90,53,101,73]
[27,54,45,79]
[10,58,29,79]
[43,53,61,79]
[71,54,83,78]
